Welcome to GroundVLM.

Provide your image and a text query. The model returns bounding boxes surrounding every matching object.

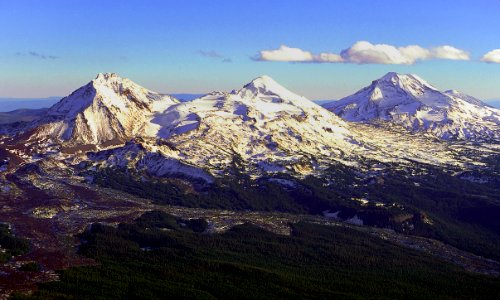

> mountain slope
[324,72,500,140]
[443,89,488,107]
[28,73,178,147]
[142,75,362,176]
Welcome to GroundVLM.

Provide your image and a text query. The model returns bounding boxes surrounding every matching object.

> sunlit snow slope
[324,72,500,140]
[30,73,178,147]
[147,75,364,176]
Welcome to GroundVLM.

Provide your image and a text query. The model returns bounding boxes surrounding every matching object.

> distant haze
[0,97,60,112]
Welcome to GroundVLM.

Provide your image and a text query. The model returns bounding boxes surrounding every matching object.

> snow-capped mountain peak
[377,72,438,94]
[144,75,357,177]
[235,75,317,110]
[30,73,178,146]
[48,73,177,118]
[93,72,119,82]
[378,72,433,87]
[324,72,450,116]
[237,75,292,97]
[325,72,500,140]
[90,72,143,96]
[153,75,346,138]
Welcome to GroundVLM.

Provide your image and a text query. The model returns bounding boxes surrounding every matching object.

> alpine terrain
[324,72,500,140]
[0,73,499,298]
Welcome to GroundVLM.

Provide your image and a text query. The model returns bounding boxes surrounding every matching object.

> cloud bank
[255,41,470,65]
[481,49,500,63]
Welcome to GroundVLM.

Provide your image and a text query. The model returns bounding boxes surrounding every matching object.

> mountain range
[4,72,497,182]
[2,73,499,174]
[1,72,499,295]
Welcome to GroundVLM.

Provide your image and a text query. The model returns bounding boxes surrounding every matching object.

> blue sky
[0,0,499,100]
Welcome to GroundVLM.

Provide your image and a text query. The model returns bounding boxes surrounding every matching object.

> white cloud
[398,45,431,62]
[314,52,344,63]
[341,41,412,64]
[255,42,470,65]
[256,45,344,63]
[256,45,314,62]
[481,49,500,63]
[430,45,470,60]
